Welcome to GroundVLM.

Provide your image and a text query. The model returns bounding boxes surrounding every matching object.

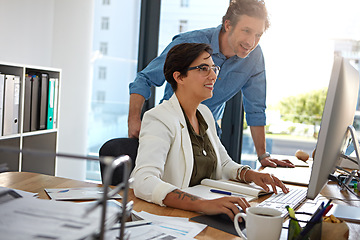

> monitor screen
[307,55,360,199]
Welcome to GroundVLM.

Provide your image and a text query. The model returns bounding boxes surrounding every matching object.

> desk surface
[1,171,359,240]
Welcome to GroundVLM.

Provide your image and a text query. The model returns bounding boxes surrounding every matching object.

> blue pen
[300,202,325,237]
[210,189,245,197]
[57,189,70,193]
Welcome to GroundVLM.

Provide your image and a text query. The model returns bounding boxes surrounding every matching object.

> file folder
[0,73,5,136]
[53,78,59,129]
[47,78,55,129]
[39,73,49,130]
[3,75,20,135]
[30,74,40,131]
[23,74,32,132]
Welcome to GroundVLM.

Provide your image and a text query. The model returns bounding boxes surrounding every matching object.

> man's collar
[210,25,222,55]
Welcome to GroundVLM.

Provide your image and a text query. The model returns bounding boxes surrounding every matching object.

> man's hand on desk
[260,157,295,168]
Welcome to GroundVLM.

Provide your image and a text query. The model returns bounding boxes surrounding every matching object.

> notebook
[183,179,272,202]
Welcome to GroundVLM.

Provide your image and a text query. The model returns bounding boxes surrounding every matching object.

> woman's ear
[173,71,184,85]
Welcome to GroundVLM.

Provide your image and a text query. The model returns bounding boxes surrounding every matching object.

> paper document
[261,165,312,186]
[271,154,310,167]
[108,211,206,240]
[0,190,120,240]
[0,186,37,198]
[45,187,121,200]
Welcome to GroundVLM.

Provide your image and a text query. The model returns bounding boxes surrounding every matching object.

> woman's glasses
[187,64,220,77]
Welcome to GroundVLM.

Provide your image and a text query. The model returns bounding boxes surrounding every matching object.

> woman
[131,43,289,220]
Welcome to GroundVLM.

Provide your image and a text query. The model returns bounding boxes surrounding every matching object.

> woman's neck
[176,92,201,134]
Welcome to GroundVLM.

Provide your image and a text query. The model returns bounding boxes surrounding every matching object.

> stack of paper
[104,211,207,240]
[0,189,120,240]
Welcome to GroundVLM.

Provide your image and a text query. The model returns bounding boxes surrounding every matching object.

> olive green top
[182,108,217,187]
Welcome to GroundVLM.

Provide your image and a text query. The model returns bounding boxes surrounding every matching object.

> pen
[57,189,70,193]
[210,189,246,197]
[110,220,152,230]
[322,204,333,216]
[324,199,332,208]
[300,202,326,237]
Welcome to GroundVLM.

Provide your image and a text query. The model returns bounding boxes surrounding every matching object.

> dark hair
[163,43,213,92]
[221,0,270,32]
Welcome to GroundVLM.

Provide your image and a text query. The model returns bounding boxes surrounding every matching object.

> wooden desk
[0,172,240,240]
[1,171,359,240]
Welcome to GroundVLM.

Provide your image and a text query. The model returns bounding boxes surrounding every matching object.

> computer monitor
[307,55,360,200]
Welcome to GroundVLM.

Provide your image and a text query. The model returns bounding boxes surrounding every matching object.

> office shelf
[0,62,61,175]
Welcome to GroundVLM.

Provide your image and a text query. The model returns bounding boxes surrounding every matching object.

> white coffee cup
[234,207,283,240]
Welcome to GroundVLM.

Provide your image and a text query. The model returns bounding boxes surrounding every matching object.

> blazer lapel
[169,95,194,187]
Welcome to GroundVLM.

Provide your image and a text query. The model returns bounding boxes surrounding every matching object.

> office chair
[99,138,139,186]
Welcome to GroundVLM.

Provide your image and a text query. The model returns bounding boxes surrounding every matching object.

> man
[128,0,294,168]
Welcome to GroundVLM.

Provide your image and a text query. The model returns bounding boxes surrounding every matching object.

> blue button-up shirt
[129,25,267,127]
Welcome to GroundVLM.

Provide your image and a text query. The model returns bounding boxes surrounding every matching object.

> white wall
[52,0,93,180]
[0,0,93,180]
[0,0,54,65]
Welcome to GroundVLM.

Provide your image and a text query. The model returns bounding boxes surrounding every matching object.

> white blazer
[131,94,242,206]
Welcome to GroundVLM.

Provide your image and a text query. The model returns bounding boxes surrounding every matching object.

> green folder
[47,78,55,129]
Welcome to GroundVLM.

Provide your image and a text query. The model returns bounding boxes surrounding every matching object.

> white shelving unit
[0,62,61,175]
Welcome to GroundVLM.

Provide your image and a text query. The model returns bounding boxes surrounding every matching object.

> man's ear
[173,71,184,85]
[224,19,232,32]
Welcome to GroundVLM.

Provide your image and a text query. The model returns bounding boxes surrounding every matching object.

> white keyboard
[257,188,307,218]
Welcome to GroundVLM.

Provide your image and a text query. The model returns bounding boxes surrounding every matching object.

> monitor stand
[339,125,360,188]
[325,126,360,223]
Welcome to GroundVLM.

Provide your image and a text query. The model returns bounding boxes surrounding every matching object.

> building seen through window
[97,91,106,103]
[181,0,190,8]
[86,0,141,181]
[101,17,109,30]
[99,42,108,55]
[98,66,106,80]
[179,20,188,33]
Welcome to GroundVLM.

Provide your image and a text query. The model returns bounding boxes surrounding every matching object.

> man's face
[226,15,266,58]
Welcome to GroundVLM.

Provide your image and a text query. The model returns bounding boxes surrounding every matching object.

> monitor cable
[328,169,360,199]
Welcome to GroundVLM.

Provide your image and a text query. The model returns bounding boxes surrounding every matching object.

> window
[98,66,106,80]
[179,20,188,33]
[97,91,106,103]
[241,0,360,168]
[101,17,109,30]
[87,0,141,182]
[99,42,108,55]
[156,1,229,105]
[158,0,360,169]
[181,0,190,8]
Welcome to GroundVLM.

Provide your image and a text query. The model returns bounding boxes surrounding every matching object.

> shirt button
[218,77,221,80]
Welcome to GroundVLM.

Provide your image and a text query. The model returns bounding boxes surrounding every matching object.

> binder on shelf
[0,73,5,136]
[23,74,32,132]
[52,78,59,129]
[47,78,55,129]
[39,73,49,130]
[3,75,21,135]
[30,74,40,131]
